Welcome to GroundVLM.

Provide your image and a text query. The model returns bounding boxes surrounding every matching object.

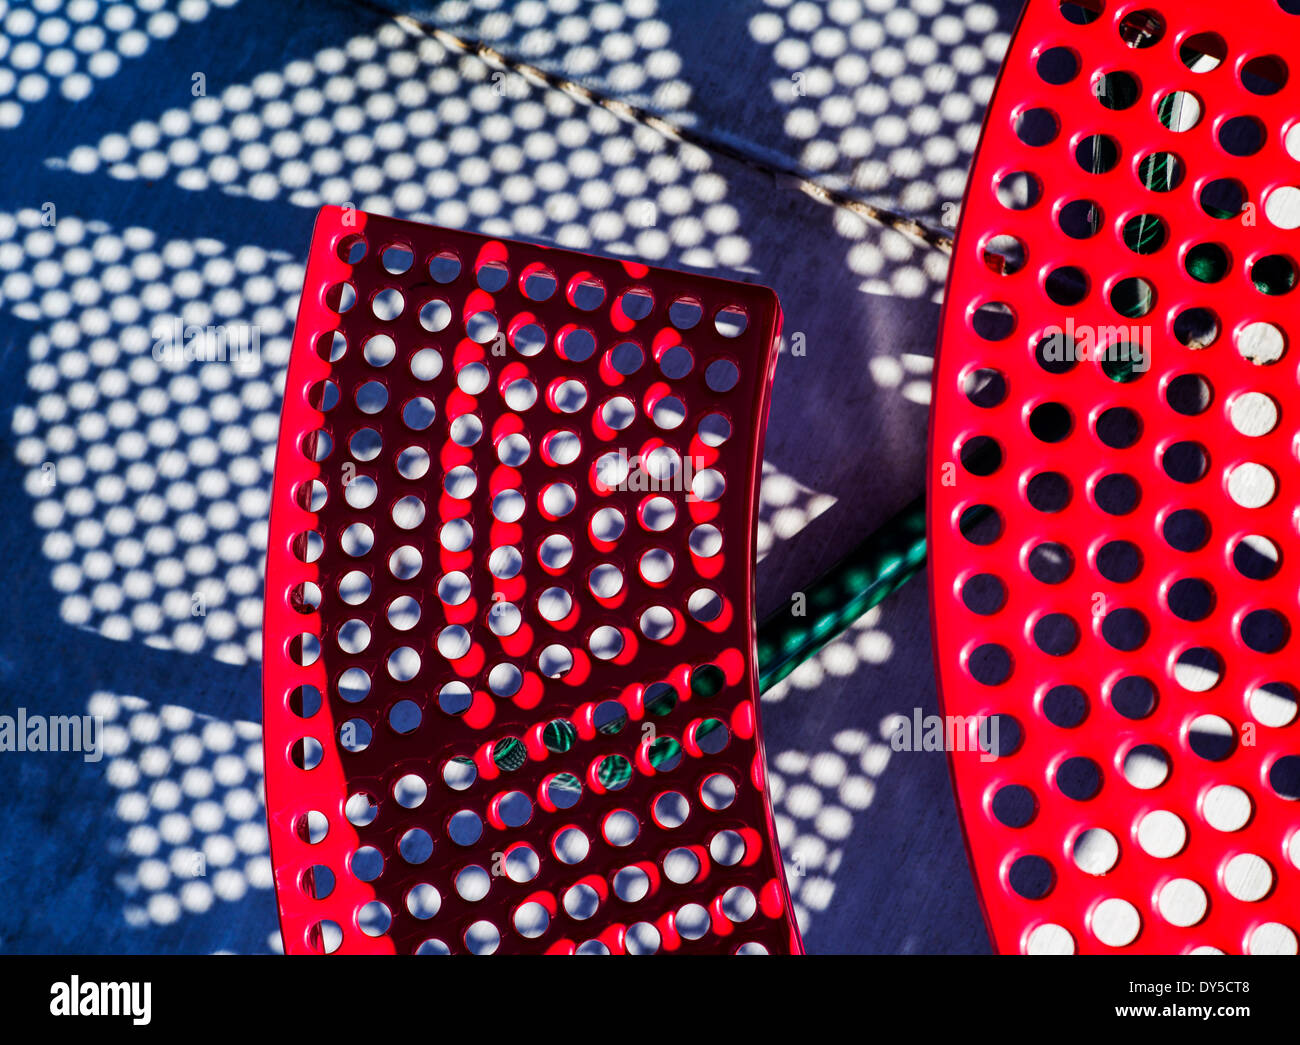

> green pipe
[756,494,928,692]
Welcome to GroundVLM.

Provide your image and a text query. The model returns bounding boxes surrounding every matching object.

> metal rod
[756,494,928,692]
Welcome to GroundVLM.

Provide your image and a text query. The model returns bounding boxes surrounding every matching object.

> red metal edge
[264,206,393,953]
[746,298,806,955]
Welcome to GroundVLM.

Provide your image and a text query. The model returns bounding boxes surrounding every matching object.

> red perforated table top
[262,205,801,954]
[929,0,1300,955]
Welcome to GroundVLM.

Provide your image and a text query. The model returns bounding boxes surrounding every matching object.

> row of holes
[292,483,727,548]
[313,335,743,413]
[965,596,1292,671]
[341,766,733,833]
[954,457,1278,523]
[318,312,749,390]
[306,662,731,762]
[290,584,725,642]
[310,815,750,884]
[1001,130,1299,189]
[957,437,1278,513]
[962,531,1284,597]
[296,435,732,506]
[309,365,740,422]
[288,662,725,736]
[293,713,733,777]
[292,536,725,613]
[286,594,729,675]
[973,253,1296,318]
[992,770,1300,834]
[963,372,1281,438]
[287,658,727,730]
[974,724,1300,799]
[332,233,752,339]
[1018,87,1296,158]
[291,509,720,579]
[969,308,1288,366]
[988,178,1298,270]
[308,893,773,955]
[1026,914,1297,954]
[1058,1,1300,69]
[970,675,1295,731]
[331,872,762,943]
[1007,844,1298,904]
[297,449,729,505]
[291,594,700,652]
[304,726,732,840]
